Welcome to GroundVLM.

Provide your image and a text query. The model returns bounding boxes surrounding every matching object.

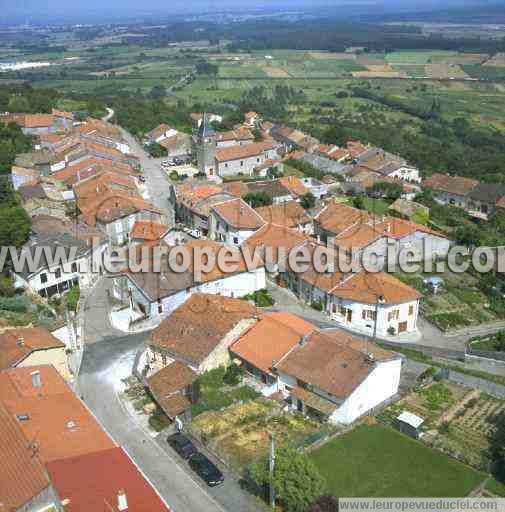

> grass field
[310,424,485,497]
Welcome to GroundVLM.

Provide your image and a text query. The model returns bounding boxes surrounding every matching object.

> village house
[244,111,260,127]
[10,165,40,189]
[209,198,265,245]
[216,126,254,148]
[314,202,450,262]
[13,230,104,298]
[231,313,402,424]
[0,365,171,511]
[423,173,479,210]
[255,201,312,233]
[300,176,331,199]
[144,294,257,420]
[214,141,279,177]
[278,175,310,199]
[243,222,311,275]
[271,125,319,153]
[282,246,422,337]
[0,327,70,380]
[145,123,179,144]
[111,240,266,320]
[355,148,421,183]
[170,182,236,237]
[159,132,192,157]
[466,182,505,221]
[78,190,164,245]
[130,220,170,244]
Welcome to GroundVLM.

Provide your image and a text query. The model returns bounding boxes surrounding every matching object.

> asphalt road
[119,128,175,225]
[78,334,261,512]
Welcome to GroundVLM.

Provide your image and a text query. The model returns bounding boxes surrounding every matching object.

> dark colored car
[138,175,146,183]
[188,452,225,487]
[167,433,197,459]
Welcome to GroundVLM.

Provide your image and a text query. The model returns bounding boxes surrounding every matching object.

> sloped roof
[131,220,169,241]
[0,402,50,510]
[23,114,54,128]
[330,270,422,305]
[0,366,115,463]
[46,447,171,512]
[255,201,311,228]
[278,176,310,197]
[150,293,256,365]
[0,327,65,370]
[215,141,276,162]
[423,173,478,196]
[146,123,171,140]
[315,202,371,235]
[148,361,197,418]
[211,198,265,230]
[277,329,397,400]
[231,312,314,375]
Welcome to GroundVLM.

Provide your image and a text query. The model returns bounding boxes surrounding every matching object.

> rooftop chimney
[299,334,310,347]
[17,336,25,347]
[117,490,128,511]
[31,370,41,388]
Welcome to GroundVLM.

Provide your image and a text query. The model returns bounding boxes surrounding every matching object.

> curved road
[77,280,260,512]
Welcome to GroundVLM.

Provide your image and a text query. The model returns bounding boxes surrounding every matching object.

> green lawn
[310,424,485,497]
[362,196,391,215]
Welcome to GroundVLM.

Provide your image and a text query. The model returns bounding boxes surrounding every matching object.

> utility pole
[268,433,275,509]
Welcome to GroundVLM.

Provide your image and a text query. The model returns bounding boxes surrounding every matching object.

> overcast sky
[0,0,493,20]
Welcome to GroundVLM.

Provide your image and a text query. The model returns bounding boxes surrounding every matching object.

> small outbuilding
[396,411,424,439]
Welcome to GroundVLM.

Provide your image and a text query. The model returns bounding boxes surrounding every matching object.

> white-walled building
[231,314,402,424]
[214,141,279,178]
[111,240,266,320]
[209,198,264,245]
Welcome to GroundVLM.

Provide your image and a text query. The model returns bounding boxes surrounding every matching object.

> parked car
[188,452,224,486]
[138,175,146,183]
[167,433,197,460]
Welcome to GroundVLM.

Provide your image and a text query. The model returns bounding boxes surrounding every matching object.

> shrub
[66,285,80,312]
[223,363,244,386]
[0,296,28,313]
[387,326,396,336]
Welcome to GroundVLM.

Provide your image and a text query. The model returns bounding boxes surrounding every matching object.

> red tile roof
[0,402,50,510]
[150,293,256,365]
[23,114,55,128]
[215,141,276,162]
[211,198,265,230]
[278,176,309,197]
[231,312,315,375]
[0,327,65,370]
[0,366,115,463]
[255,201,311,228]
[277,329,397,399]
[47,447,171,512]
[423,173,478,196]
[131,220,169,241]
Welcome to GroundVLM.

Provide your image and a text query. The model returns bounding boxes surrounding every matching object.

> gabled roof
[217,127,254,142]
[231,312,315,375]
[423,173,478,196]
[315,202,370,235]
[243,222,310,258]
[0,366,115,463]
[330,270,422,305]
[215,141,276,163]
[468,182,505,204]
[278,176,310,197]
[211,198,265,230]
[150,293,256,365]
[46,447,171,512]
[73,170,137,200]
[255,201,311,228]
[0,402,50,510]
[0,327,65,370]
[148,361,197,419]
[146,123,171,140]
[23,114,55,128]
[131,220,169,241]
[276,329,397,400]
